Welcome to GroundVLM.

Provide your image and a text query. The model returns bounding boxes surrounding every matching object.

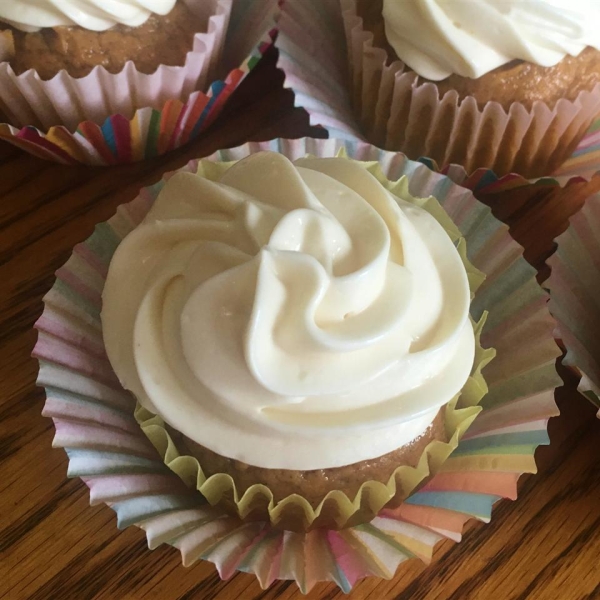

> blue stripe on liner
[189,80,227,140]
[101,118,118,157]
[65,449,165,477]
[452,431,551,455]
[473,169,500,191]
[113,494,203,529]
[405,491,501,520]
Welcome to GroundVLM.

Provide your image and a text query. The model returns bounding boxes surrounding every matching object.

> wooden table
[2,50,599,600]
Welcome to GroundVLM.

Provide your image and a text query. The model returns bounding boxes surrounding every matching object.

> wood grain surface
[1,50,599,600]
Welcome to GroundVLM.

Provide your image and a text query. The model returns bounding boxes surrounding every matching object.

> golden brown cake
[1,3,208,80]
[171,409,446,530]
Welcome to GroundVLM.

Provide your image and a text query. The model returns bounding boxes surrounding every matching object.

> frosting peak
[382,0,600,80]
[0,0,178,32]
[102,153,475,470]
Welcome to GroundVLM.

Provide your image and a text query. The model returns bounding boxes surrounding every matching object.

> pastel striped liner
[547,194,600,414]
[34,138,560,593]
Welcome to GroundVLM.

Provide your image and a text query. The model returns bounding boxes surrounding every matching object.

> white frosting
[382,0,600,80]
[102,153,475,470]
[0,0,178,32]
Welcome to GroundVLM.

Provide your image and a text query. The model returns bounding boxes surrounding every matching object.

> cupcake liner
[0,0,231,130]
[34,138,560,592]
[0,0,275,165]
[131,158,493,532]
[275,0,600,179]
[546,194,600,415]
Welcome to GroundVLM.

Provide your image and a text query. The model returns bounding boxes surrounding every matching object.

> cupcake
[100,151,491,531]
[343,0,600,178]
[34,138,561,589]
[0,0,231,130]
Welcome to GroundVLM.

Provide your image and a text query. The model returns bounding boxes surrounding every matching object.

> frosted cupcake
[0,0,231,130]
[101,151,491,531]
[345,0,600,177]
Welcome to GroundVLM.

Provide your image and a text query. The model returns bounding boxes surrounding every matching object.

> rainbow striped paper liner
[546,194,600,415]
[275,0,600,189]
[0,6,275,166]
[34,138,560,593]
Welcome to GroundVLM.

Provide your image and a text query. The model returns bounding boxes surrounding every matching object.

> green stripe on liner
[235,528,280,571]
[452,431,550,456]
[85,223,122,265]
[145,110,161,159]
[43,385,134,417]
[482,362,561,409]
[53,279,100,321]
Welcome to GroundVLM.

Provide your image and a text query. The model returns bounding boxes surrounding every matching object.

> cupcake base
[170,409,447,530]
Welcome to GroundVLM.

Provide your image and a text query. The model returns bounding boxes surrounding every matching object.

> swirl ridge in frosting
[0,0,178,32]
[382,0,600,80]
[102,153,475,470]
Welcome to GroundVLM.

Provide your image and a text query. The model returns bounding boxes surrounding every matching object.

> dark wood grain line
[26,531,145,600]
[255,580,294,600]
[177,570,232,600]
[0,478,85,554]
[514,515,600,600]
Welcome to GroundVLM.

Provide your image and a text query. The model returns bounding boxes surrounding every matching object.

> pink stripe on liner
[34,334,121,390]
[42,396,138,434]
[484,295,549,343]
[55,267,102,309]
[466,418,551,440]
[265,534,285,588]
[212,525,268,582]
[53,420,157,459]
[35,314,105,358]
[83,473,183,505]
[327,530,374,588]
[176,517,241,568]
[73,243,110,277]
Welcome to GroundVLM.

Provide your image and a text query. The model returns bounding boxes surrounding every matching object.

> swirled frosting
[382,0,600,80]
[0,0,177,32]
[102,153,475,470]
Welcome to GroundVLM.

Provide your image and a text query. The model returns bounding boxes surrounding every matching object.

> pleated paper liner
[132,159,492,532]
[34,138,560,593]
[546,194,600,415]
[275,0,600,183]
[0,2,274,166]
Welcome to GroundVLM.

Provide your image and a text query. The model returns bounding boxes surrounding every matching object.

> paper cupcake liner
[276,0,600,179]
[34,138,560,592]
[546,194,600,414]
[131,158,493,532]
[0,0,275,165]
[0,0,230,130]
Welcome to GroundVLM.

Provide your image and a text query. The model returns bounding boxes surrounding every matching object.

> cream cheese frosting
[382,0,600,81]
[102,153,475,470]
[0,0,178,32]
